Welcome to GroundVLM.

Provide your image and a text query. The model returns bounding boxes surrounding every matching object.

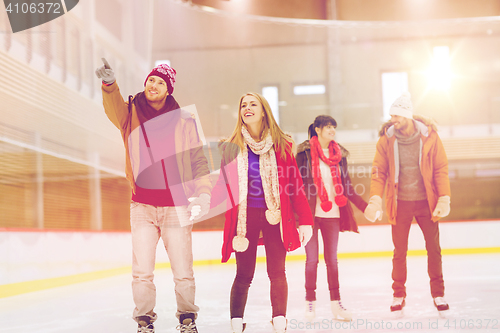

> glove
[299,225,313,247]
[433,195,450,218]
[187,193,211,221]
[364,195,383,222]
[95,64,116,84]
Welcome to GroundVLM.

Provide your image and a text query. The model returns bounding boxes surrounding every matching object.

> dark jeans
[305,217,340,301]
[392,200,445,298]
[230,207,287,319]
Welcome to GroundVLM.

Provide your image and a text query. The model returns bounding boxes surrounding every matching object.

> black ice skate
[177,313,198,333]
[137,314,156,333]
[137,323,155,333]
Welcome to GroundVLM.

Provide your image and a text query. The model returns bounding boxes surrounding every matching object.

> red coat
[211,142,313,263]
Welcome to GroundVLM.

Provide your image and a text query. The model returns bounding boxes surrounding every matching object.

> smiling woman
[295,114,368,322]
[210,92,314,333]
[240,94,264,140]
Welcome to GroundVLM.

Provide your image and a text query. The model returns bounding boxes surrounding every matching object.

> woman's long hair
[308,115,337,139]
[225,92,293,160]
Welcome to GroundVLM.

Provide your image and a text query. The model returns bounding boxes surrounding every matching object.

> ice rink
[1,253,499,333]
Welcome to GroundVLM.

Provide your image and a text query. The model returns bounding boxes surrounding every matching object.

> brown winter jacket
[101,82,211,198]
[370,115,450,224]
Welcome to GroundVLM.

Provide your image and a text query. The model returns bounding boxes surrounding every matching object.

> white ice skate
[272,316,287,333]
[305,300,316,322]
[231,317,246,333]
[331,300,352,321]
[390,297,405,318]
[433,297,449,318]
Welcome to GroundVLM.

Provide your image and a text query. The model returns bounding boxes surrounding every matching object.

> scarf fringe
[310,136,347,211]
[233,128,282,252]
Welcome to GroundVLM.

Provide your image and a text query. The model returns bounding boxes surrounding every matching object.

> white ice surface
[1,253,499,333]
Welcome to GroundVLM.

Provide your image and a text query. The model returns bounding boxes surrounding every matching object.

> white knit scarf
[232,127,282,252]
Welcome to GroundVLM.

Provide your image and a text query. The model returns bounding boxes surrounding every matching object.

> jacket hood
[297,139,349,158]
[378,115,438,138]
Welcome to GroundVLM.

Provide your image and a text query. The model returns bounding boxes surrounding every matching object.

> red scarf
[309,136,348,212]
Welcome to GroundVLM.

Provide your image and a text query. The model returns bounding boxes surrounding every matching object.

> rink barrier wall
[2,247,500,299]
[1,220,500,298]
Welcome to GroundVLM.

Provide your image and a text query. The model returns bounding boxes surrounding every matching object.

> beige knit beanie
[389,91,413,119]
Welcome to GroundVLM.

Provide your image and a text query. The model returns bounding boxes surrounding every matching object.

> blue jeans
[230,207,288,319]
[305,217,340,301]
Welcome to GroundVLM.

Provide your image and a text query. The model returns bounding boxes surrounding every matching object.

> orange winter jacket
[370,116,450,224]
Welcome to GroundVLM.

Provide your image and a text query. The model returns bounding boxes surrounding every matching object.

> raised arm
[96,60,130,130]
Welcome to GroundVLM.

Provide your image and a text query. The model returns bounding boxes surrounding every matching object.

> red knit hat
[144,63,176,94]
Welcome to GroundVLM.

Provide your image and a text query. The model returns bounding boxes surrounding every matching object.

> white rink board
[0,221,499,285]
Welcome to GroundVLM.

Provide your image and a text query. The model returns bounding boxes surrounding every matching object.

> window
[133,0,148,57]
[262,86,280,125]
[95,0,122,41]
[381,72,408,121]
[427,45,451,91]
[293,84,326,95]
[56,19,67,82]
[69,28,81,90]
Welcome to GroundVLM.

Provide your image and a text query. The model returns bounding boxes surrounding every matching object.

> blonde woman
[211,93,313,333]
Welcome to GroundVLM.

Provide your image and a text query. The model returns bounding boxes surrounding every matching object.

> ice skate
[177,313,198,333]
[231,317,246,333]
[272,316,287,333]
[305,300,316,321]
[433,297,449,318]
[137,314,157,333]
[390,297,405,318]
[331,300,352,321]
[137,323,155,333]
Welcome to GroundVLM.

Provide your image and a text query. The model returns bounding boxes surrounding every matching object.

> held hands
[95,58,116,84]
[299,225,313,247]
[433,195,450,218]
[187,193,211,221]
[364,195,383,222]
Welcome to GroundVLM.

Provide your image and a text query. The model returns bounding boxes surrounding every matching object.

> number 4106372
[5,2,61,14]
